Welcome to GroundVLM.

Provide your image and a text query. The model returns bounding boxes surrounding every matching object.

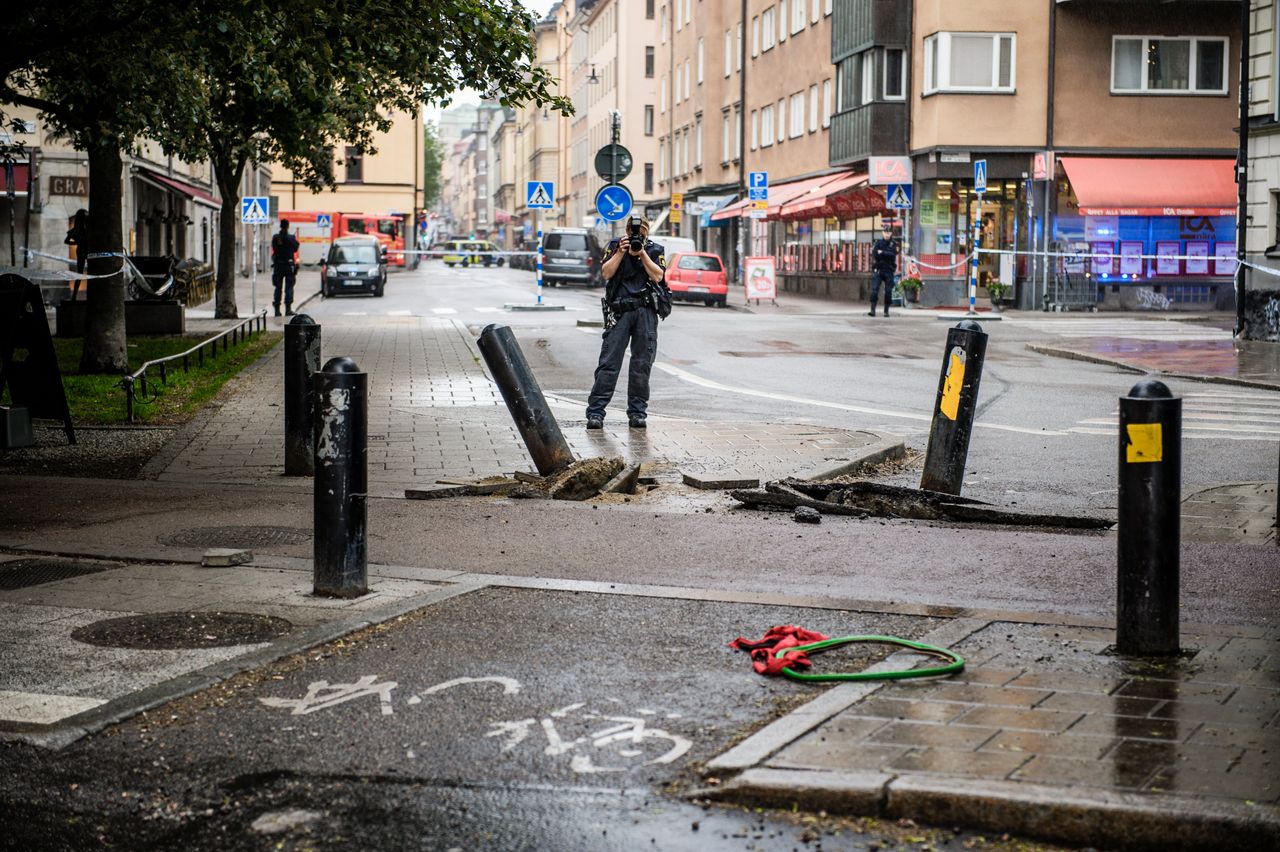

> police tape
[17,247,135,281]
[903,253,975,271]
[1239,258,1280,278]
[387,249,540,257]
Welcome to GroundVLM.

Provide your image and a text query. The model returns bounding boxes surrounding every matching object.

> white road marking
[341,312,369,316]
[387,309,413,316]
[1007,318,1230,341]
[475,306,501,313]
[654,362,1067,436]
[431,307,458,315]
[0,689,106,725]
[258,676,397,716]
[419,675,522,696]
[1068,390,1280,441]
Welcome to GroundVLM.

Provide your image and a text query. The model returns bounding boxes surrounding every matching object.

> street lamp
[588,65,600,85]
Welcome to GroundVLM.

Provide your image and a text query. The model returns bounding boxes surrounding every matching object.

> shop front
[1053,157,1237,311]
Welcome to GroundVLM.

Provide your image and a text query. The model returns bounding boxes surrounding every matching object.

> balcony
[832,0,910,63]
[828,101,907,167]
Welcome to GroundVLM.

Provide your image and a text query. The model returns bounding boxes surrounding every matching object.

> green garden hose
[774,634,965,683]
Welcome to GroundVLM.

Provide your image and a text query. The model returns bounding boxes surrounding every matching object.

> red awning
[776,173,886,221]
[710,173,844,221]
[136,167,221,208]
[1058,157,1236,217]
[3,162,31,196]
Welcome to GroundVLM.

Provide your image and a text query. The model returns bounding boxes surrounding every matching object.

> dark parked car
[321,236,387,298]
[541,228,603,287]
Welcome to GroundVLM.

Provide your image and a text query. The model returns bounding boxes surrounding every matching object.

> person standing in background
[868,224,899,317]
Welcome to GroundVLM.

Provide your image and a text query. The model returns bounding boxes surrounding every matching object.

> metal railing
[120,311,268,422]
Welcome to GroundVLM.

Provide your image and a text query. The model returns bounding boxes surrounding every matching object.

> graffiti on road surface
[258,675,691,773]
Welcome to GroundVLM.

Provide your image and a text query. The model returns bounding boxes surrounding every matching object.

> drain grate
[72,611,293,649]
[158,525,312,549]
[0,558,121,591]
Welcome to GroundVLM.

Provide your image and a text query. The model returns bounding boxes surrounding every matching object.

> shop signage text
[50,176,88,196]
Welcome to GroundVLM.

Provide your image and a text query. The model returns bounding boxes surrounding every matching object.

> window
[789,92,804,138]
[646,46,655,78]
[344,146,364,182]
[836,59,849,111]
[659,138,667,180]
[752,17,759,57]
[678,254,722,271]
[777,98,785,142]
[684,0,691,26]
[674,65,681,103]
[682,131,690,175]
[737,23,743,70]
[543,233,588,252]
[661,76,667,112]
[811,0,819,24]
[661,7,667,42]
[722,112,731,162]
[824,0,832,15]
[694,117,703,166]
[822,78,832,127]
[676,0,682,31]
[645,105,655,136]
[923,32,1015,93]
[884,48,906,100]
[645,163,654,194]
[647,0,654,19]
[791,0,805,34]
[1111,36,1228,95]
[809,84,819,132]
[698,38,704,83]
[762,8,775,51]
[861,51,875,105]
[734,106,742,157]
[725,30,733,76]
[685,58,692,98]
[751,109,760,150]
[779,1,786,43]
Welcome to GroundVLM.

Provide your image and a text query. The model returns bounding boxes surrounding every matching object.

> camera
[627,215,644,253]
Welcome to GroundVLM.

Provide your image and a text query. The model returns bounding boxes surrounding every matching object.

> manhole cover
[71,611,293,649]
[0,558,120,591]
[158,525,312,548]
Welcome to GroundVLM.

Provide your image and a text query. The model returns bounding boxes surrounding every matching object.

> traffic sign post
[886,184,912,209]
[970,161,987,317]
[525,182,555,305]
[594,144,633,182]
[595,184,633,222]
[241,196,270,313]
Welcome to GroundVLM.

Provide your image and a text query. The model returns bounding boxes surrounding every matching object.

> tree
[423,122,445,210]
[1,2,200,372]
[164,0,573,318]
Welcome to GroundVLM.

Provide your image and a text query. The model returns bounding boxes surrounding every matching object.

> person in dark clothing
[271,219,301,316]
[586,215,667,430]
[868,224,899,317]
[64,209,88,274]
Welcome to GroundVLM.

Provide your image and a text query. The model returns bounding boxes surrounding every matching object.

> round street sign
[594,144,633,181]
[594,183,634,222]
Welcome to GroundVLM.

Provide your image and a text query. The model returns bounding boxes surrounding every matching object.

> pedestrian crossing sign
[240,196,270,224]
[886,184,912,209]
[316,213,332,228]
[974,159,988,194]
[527,181,554,209]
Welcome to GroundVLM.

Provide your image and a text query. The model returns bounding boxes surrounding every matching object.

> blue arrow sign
[526,181,554,209]
[973,159,987,194]
[240,196,270,225]
[749,171,768,190]
[595,183,633,222]
[885,184,913,210]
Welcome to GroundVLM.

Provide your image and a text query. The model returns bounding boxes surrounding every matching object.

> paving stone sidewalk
[153,316,892,497]
[708,619,1280,849]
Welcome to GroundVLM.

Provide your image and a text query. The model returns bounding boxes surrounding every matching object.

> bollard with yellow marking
[1117,379,1182,655]
[920,320,988,495]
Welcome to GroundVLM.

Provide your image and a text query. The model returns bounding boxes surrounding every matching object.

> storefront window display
[915,179,1020,286]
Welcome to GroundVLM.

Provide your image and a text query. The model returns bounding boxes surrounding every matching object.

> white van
[656,236,696,256]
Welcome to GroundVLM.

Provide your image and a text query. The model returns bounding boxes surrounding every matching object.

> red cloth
[730,625,830,676]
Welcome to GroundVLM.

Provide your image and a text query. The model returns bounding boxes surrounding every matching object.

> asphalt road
[343,262,1276,518]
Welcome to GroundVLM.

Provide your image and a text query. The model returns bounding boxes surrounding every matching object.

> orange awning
[710,173,845,221]
[1058,157,1236,217]
[776,173,886,221]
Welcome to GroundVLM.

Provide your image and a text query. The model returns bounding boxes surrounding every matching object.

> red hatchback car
[664,252,729,308]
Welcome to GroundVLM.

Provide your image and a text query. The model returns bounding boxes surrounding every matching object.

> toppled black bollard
[1116,379,1182,656]
[313,356,367,598]
[284,314,321,476]
[920,320,988,495]
[477,324,575,476]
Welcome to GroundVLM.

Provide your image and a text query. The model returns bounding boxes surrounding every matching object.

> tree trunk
[213,151,247,319]
[78,141,127,374]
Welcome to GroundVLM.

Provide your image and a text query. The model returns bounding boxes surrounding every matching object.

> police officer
[271,219,300,316]
[586,215,666,430]
[868,223,899,317]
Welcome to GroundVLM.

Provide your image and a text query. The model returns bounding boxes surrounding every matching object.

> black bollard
[284,314,321,476]
[920,320,988,495]
[313,356,368,598]
[1117,379,1182,655]
[476,324,575,475]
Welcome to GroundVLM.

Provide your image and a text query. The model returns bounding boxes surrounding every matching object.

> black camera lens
[629,235,642,252]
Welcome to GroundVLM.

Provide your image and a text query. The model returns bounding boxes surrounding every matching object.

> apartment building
[1245,0,1280,337]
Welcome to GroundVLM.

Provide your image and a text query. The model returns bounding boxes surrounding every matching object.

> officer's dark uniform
[586,236,666,426]
[271,224,301,316]
[868,231,899,316]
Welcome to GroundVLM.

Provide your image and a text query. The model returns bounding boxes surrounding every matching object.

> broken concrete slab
[682,472,762,490]
[404,485,473,500]
[793,506,821,524]
[545,456,625,501]
[201,548,252,567]
[602,463,642,495]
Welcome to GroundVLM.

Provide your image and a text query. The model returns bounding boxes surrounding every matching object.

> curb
[1026,343,1280,392]
[796,435,905,481]
[4,579,488,750]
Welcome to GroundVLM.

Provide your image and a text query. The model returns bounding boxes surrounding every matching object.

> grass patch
[48,331,281,425]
